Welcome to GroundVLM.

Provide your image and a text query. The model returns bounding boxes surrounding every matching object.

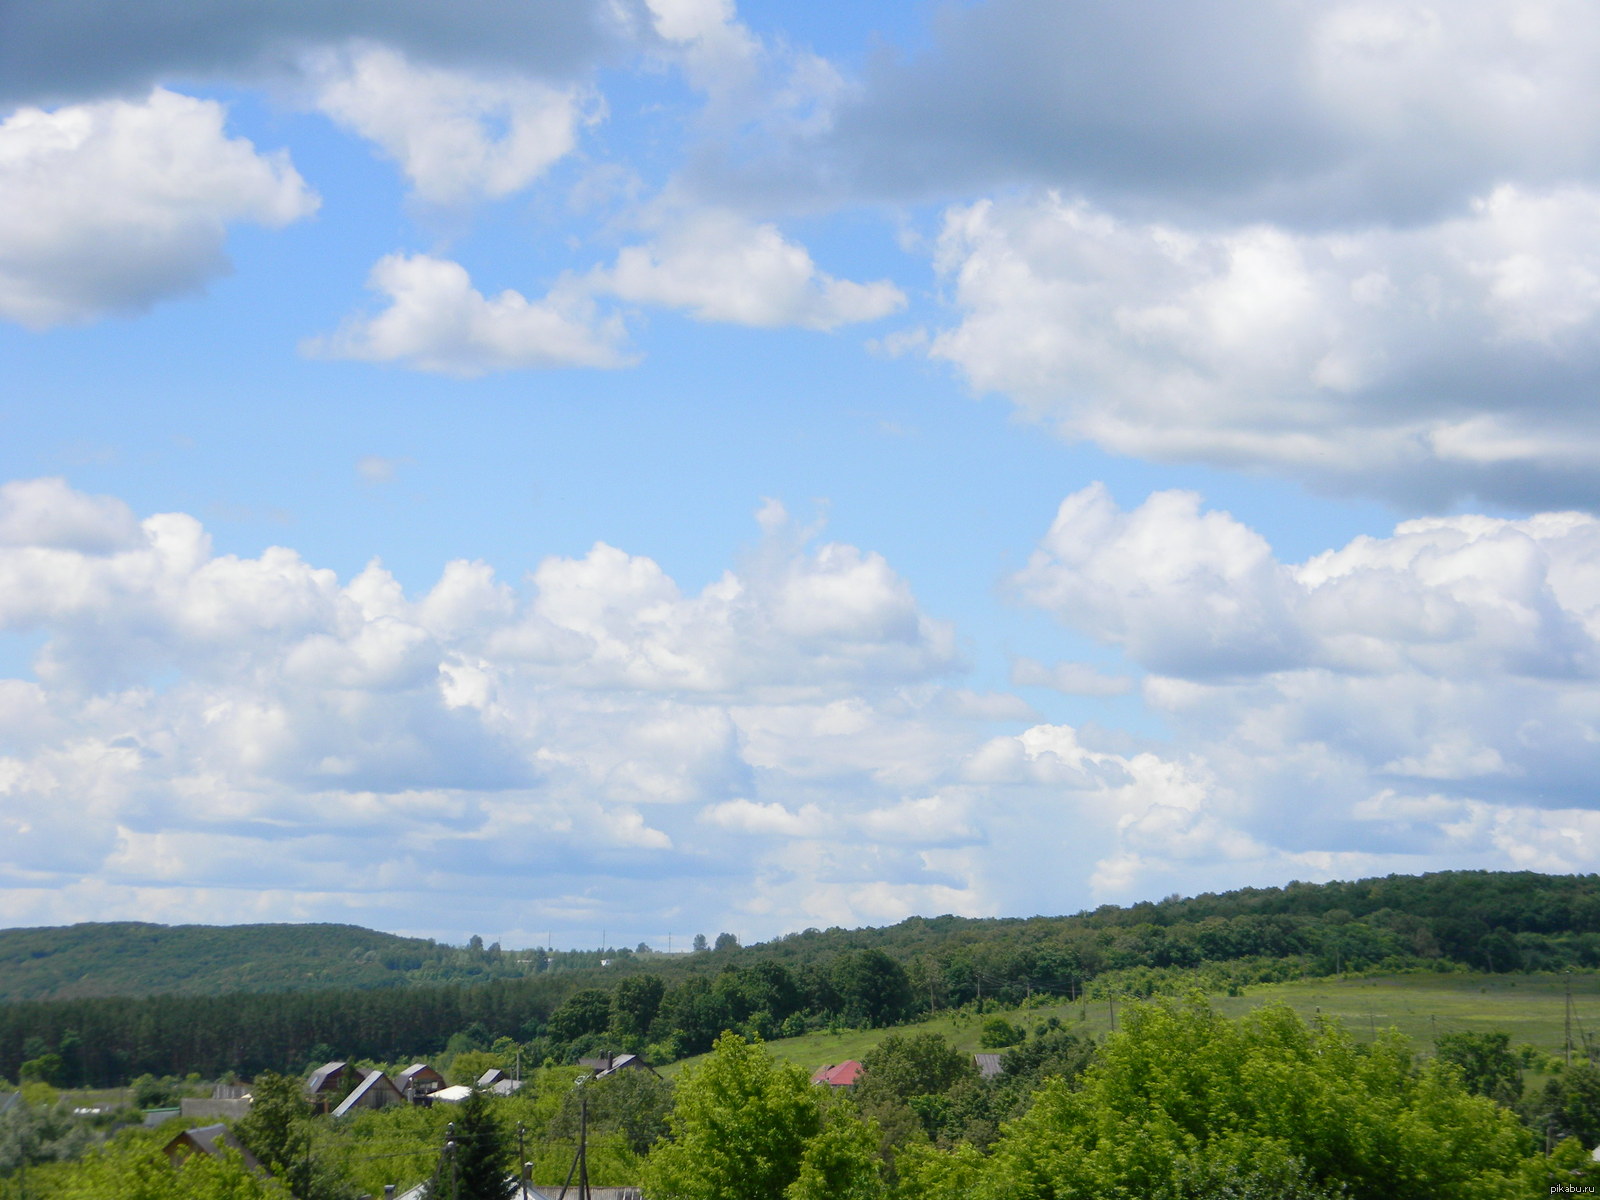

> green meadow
[665,970,1600,1078]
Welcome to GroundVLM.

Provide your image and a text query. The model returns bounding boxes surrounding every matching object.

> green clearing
[665,970,1600,1079]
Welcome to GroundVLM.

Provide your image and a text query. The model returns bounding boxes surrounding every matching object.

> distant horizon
[0,864,1585,952]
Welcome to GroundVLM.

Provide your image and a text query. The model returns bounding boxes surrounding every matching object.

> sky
[5,0,1600,948]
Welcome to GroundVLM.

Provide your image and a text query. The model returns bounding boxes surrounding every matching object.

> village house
[809,1060,863,1087]
[331,1070,406,1118]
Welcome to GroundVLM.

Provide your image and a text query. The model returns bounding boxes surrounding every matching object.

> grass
[663,970,1600,1079]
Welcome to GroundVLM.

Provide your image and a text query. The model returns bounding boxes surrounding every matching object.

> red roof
[809,1061,863,1087]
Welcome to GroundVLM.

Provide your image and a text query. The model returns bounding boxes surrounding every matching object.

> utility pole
[518,1123,528,1200]
[578,1088,590,1200]
[557,1082,592,1200]
[1567,975,1575,1068]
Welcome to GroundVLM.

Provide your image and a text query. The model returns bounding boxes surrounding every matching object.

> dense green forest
[0,922,612,1003]
[5,869,1600,1087]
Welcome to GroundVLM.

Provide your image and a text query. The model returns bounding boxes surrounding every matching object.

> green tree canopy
[643,1032,831,1200]
[902,998,1535,1200]
[1435,1030,1522,1106]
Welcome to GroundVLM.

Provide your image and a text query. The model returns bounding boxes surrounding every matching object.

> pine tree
[426,1090,514,1200]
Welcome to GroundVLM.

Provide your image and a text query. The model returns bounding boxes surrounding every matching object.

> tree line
[6,869,1600,1086]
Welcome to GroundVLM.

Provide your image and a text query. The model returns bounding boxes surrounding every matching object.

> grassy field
[664,970,1600,1079]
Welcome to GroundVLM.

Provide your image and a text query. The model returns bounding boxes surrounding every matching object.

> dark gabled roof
[397,1063,443,1085]
[163,1123,267,1175]
[307,1061,347,1093]
[331,1070,403,1118]
[579,1052,658,1079]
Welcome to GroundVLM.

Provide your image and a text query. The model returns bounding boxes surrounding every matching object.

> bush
[979,1018,1025,1049]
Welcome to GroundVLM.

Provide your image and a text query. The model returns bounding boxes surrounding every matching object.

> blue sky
[4,0,1600,946]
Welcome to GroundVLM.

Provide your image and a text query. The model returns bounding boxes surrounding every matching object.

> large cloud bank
[7,480,1600,938]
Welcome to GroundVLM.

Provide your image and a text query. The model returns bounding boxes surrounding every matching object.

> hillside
[0,922,449,1001]
[7,868,1598,1005]
[8,869,1600,1086]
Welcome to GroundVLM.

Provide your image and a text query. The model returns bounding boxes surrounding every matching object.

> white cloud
[15,477,1600,940]
[1010,656,1134,697]
[0,480,988,938]
[308,44,596,205]
[304,253,631,375]
[746,0,1600,225]
[592,211,905,330]
[644,0,762,99]
[700,797,823,837]
[0,88,317,328]
[928,187,1600,506]
[1005,483,1600,900]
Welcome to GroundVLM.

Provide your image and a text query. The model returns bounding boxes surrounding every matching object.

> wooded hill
[4,869,1599,1087]
[0,922,609,1003]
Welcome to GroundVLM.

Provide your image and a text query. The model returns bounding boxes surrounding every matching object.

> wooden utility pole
[557,1085,591,1200]
[1567,975,1576,1068]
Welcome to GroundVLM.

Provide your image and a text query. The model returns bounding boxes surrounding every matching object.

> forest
[7,999,1600,1198]
[4,869,1600,1086]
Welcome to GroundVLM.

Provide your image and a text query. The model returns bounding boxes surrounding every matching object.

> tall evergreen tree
[425,1091,513,1200]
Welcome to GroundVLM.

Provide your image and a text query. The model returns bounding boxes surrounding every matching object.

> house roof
[431,1085,474,1103]
[809,1061,863,1087]
[397,1064,443,1085]
[973,1053,1003,1079]
[579,1052,657,1079]
[476,1067,507,1088]
[331,1070,402,1118]
[307,1061,347,1093]
[163,1123,266,1175]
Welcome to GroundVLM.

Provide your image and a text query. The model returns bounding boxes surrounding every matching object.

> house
[396,1064,446,1102]
[810,1061,863,1087]
[476,1067,508,1089]
[307,1061,350,1098]
[331,1070,406,1118]
[973,1053,1003,1080]
[429,1084,475,1104]
[578,1052,659,1080]
[0,1093,17,1115]
[162,1123,267,1175]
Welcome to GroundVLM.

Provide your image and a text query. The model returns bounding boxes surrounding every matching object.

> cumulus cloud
[0,0,631,109]
[592,211,905,330]
[0,479,992,937]
[1001,483,1600,900]
[0,88,317,328]
[928,188,1600,507]
[304,253,631,375]
[721,0,1600,225]
[308,44,596,204]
